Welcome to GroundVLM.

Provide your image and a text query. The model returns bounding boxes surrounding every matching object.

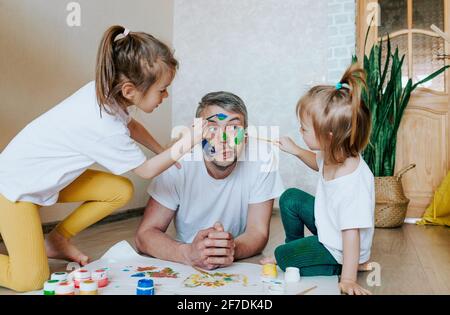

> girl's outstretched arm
[133,120,206,179]
[275,136,318,171]
[128,118,165,154]
[128,119,182,169]
[340,229,372,295]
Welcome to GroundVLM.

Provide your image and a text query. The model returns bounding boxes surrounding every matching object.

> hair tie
[114,28,131,42]
[335,82,343,90]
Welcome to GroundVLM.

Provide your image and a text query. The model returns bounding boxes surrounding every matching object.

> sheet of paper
[27,241,339,295]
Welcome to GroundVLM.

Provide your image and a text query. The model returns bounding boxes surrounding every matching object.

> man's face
[201,105,246,168]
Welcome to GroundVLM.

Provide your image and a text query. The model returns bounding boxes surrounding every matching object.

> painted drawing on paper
[183,272,249,288]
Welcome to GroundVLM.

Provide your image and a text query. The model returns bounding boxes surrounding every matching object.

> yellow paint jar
[262,264,278,279]
[79,280,98,295]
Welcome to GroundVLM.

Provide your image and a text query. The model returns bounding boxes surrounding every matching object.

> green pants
[275,188,342,277]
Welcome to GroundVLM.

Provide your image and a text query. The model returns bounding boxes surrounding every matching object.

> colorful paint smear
[137,266,158,272]
[131,267,179,279]
[146,267,179,279]
[183,272,248,288]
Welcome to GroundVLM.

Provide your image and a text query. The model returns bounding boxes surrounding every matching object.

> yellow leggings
[0,169,134,292]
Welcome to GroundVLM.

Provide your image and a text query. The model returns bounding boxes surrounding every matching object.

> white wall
[0,0,174,223]
[172,0,356,196]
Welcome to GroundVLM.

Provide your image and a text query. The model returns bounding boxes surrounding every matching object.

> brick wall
[327,0,357,83]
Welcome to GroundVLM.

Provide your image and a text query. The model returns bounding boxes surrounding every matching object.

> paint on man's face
[203,113,246,159]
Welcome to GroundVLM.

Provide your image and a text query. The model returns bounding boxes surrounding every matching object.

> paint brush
[248,135,277,144]
[192,266,215,278]
[296,285,317,295]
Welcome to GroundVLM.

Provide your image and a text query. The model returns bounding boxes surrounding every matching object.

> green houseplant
[355,32,449,227]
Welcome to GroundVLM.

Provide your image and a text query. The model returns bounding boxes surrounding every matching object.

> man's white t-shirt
[315,153,375,264]
[0,81,146,206]
[148,142,285,243]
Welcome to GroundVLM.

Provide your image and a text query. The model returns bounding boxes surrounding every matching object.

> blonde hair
[297,64,371,164]
[95,25,178,114]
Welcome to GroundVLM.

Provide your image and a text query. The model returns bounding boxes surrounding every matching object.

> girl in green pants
[264,64,375,295]
[274,188,343,277]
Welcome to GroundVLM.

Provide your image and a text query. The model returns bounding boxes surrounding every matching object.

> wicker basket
[374,164,416,228]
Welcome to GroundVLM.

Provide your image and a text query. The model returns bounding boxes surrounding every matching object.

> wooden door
[357,0,450,218]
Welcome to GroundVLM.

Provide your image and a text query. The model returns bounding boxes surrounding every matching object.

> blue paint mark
[131,272,146,278]
[216,113,228,121]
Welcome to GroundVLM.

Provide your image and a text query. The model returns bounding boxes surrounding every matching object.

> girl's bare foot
[260,256,277,265]
[45,230,89,266]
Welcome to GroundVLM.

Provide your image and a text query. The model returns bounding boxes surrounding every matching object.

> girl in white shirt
[262,64,375,295]
[0,25,205,292]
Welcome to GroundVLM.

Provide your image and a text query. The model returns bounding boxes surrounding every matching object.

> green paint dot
[234,129,244,145]
[222,132,227,141]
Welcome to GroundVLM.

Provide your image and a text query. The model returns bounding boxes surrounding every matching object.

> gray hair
[196,91,248,128]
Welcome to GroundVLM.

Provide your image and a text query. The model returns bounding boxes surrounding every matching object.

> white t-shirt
[0,81,146,206]
[148,141,285,243]
[315,153,375,264]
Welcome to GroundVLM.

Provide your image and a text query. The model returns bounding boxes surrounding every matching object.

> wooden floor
[0,212,449,295]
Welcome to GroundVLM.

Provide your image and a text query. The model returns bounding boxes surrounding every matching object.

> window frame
[356,0,449,95]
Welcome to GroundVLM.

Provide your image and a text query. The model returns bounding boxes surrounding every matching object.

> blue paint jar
[136,279,154,295]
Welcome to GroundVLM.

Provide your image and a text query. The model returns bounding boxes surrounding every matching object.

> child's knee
[112,176,134,206]
[10,265,50,292]
[279,188,300,209]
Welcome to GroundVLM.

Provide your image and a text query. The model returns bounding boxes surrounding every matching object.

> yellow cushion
[418,171,450,226]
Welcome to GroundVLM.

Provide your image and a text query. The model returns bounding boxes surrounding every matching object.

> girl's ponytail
[339,64,367,146]
[94,25,178,114]
[298,63,371,164]
[95,25,126,112]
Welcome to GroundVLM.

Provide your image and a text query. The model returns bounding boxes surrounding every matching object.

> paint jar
[136,279,154,295]
[43,280,59,295]
[74,269,91,288]
[284,267,301,283]
[262,264,278,279]
[91,269,109,288]
[79,280,98,295]
[55,281,75,296]
[51,272,68,282]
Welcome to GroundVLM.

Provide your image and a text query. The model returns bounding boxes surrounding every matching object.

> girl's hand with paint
[177,118,208,148]
[135,119,207,180]
[339,279,372,295]
[168,119,208,163]
[275,136,302,156]
[275,136,319,171]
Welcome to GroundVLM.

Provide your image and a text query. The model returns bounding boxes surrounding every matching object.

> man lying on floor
[135,91,284,269]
